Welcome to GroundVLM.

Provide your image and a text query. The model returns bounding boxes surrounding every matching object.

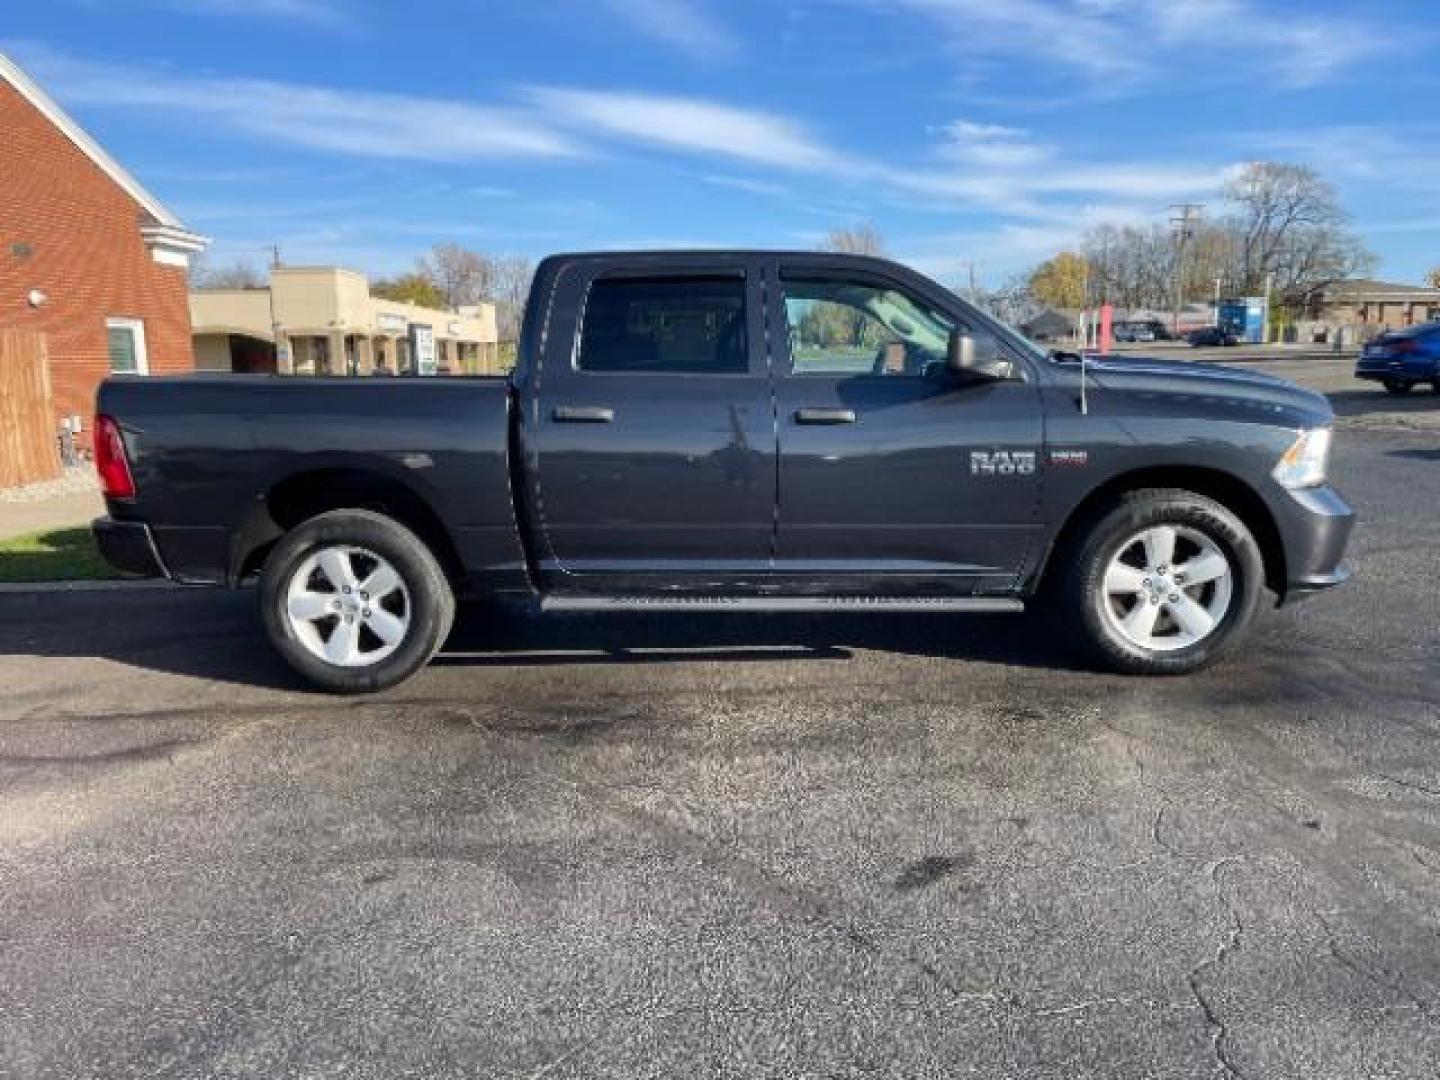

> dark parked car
[1355,322,1440,395]
[1187,326,1240,347]
[92,251,1353,692]
[1114,322,1155,343]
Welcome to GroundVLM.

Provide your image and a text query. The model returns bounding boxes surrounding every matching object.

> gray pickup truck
[93,250,1353,692]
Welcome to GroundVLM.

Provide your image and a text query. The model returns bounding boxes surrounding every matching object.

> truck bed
[97,375,525,589]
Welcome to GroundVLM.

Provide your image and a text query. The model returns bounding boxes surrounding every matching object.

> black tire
[1383,378,1412,396]
[1062,489,1264,676]
[259,509,455,693]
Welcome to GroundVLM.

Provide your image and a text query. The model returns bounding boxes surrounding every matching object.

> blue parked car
[1355,322,1440,395]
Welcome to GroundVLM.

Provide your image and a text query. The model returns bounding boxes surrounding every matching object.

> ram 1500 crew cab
[92,251,1353,692]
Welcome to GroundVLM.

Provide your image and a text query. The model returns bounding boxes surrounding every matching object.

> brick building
[1294,279,1440,345]
[0,52,206,449]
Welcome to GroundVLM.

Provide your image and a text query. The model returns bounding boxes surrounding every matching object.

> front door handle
[794,407,857,425]
[552,405,615,423]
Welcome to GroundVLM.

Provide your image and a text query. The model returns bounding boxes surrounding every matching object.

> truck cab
[515,251,1041,599]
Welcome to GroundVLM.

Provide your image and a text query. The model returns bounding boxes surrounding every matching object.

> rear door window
[577,277,748,374]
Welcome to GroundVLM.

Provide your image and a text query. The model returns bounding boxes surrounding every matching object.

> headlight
[1272,427,1331,489]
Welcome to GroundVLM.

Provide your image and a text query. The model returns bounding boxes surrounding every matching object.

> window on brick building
[106,318,149,375]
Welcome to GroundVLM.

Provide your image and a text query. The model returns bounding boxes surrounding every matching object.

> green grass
[0,526,116,582]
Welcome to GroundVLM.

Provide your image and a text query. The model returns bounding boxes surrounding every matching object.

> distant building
[0,52,207,444]
[1020,308,1077,342]
[1294,279,1440,344]
[191,266,500,376]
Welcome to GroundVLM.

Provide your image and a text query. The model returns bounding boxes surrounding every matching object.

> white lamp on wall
[26,288,47,308]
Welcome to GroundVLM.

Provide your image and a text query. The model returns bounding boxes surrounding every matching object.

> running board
[539,595,1024,613]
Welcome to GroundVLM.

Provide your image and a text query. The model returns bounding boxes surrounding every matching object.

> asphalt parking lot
[2,358,1437,1078]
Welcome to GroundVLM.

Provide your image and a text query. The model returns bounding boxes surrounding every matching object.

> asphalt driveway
[1,368,1437,1078]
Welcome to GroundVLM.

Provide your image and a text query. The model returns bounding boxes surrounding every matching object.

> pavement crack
[1185,857,1248,1079]
[1150,800,1187,860]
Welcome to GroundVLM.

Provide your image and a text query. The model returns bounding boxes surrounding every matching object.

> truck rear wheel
[1064,490,1264,676]
[260,510,455,693]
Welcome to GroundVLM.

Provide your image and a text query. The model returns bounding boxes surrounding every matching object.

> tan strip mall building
[191,266,500,377]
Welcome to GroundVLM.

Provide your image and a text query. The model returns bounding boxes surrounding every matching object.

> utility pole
[955,260,979,303]
[268,244,285,375]
[1169,203,1203,338]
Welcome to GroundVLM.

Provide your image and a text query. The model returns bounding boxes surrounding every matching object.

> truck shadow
[0,588,1087,695]
[431,601,1087,673]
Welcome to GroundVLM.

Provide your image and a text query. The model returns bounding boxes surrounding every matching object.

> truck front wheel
[260,509,455,693]
[1064,490,1264,675]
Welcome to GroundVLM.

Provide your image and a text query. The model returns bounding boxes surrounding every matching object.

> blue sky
[6,0,1439,288]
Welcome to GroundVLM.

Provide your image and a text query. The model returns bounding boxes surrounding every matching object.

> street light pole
[1261,270,1275,345]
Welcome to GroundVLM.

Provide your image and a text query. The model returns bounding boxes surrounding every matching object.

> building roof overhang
[140,223,211,268]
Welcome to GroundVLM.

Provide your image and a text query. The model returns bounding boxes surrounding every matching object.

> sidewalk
[0,469,104,541]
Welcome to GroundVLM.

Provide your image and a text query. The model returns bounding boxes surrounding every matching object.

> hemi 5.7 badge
[1049,449,1090,467]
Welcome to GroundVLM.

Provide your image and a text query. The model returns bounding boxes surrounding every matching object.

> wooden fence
[0,330,61,489]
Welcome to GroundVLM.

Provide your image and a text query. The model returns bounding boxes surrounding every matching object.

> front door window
[782,279,953,377]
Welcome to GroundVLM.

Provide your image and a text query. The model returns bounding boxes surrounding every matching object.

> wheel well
[237,468,464,584]
[1037,467,1286,595]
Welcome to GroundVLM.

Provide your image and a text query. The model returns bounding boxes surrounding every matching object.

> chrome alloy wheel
[1100,525,1234,652]
[285,545,410,667]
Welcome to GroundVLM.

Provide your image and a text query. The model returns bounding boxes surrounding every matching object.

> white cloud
[935,120,1053,168]
[702,174,790,197]
[165,0,345,23]
[528,87,856,171]
[13,46,581,162]
[834,0,1381,90]
[602,0,742,63]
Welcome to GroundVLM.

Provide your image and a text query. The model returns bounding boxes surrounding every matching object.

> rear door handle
[794,407,857,425]
[552,405,615,423]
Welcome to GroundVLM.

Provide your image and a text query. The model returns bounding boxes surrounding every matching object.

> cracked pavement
[1,360,1437,1077]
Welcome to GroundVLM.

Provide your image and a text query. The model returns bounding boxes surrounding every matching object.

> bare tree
[190,256,266,289]
[1222,163,1374,300]
[418,243,492,309]
[821,223,886,256]
[1081,223,1177,310]
[488,254,534,341]
[1078,163,1374,312]
[974,273,1043,327]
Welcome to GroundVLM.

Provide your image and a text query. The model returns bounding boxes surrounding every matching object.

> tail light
[94,414,136,499]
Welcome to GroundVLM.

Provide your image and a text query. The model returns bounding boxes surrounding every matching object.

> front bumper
[92,517,170,579]
[1272,484,1354,606]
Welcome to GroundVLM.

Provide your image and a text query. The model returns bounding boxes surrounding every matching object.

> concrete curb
[0,579,185,594]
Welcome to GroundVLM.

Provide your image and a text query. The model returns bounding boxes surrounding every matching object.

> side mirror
[947,328,1012,381]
